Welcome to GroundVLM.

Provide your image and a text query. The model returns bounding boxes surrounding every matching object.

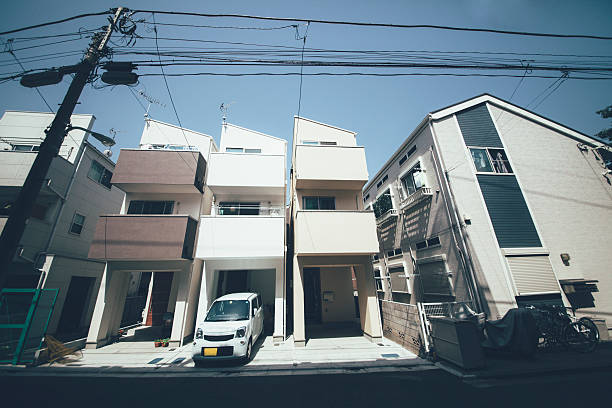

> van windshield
[205,300,250,322]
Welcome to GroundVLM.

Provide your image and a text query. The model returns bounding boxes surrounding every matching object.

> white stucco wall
[220,123,286,155]
[293,117,357,147]
[140,118,216,156]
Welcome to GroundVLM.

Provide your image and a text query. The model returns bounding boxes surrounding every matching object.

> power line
[0,10,112,36]
[295,23,310,140]
[131,9,612,40]
[151,12,197,171]
[3,9,612,40]
[142,20,300,31]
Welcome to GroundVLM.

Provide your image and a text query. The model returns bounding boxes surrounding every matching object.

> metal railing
[376,208,398,225]
[400,187,433,211]
[417,300,476,353]
[212,205,284,216]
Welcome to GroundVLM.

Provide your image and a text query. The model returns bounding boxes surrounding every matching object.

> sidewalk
[435,341,612,380]
[0,333,436,378]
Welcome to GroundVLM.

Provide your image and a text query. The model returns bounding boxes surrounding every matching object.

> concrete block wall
[380,300,424,355]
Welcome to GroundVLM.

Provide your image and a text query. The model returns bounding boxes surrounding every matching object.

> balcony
[376,208,398,226]
[206,152,285,196]
[196,212,285,259]
[88,214,198,260]
[294,210,379,255]
[400,187,433,211]
[294,145,368,190]
[111,149,206,193]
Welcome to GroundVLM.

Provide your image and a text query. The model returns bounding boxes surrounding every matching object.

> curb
[0,359,439,378]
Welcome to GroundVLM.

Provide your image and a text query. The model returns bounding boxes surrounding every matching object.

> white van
[192,292,264,366]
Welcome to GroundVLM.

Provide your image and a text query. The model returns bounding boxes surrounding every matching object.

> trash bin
[430,317,485,369]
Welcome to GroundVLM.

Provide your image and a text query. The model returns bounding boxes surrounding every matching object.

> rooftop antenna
[220,102,236,125]
[137,89,165,119]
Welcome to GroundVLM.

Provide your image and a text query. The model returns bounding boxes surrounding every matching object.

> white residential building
[0,111,124,339]
[364,94,612,335]
[194,122,287,342]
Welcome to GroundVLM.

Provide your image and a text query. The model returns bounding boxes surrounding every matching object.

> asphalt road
[2,367,611,408]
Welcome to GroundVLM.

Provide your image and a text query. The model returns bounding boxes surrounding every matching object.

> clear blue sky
[1,0,611,181]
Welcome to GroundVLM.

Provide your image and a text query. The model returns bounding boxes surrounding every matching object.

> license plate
[203,347,217,357]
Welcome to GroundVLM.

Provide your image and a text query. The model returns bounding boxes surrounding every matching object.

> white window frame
[468,146,514,175]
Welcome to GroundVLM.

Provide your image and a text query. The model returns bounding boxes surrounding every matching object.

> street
[2,367,611,408]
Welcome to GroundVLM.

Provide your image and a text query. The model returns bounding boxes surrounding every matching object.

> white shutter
[506,255,560,295]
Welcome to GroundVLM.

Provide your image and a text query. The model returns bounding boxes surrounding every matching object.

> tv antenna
[220,102,236,124]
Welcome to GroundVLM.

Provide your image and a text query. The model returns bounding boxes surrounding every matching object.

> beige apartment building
[364,94,612,335]
[290,117,382,346]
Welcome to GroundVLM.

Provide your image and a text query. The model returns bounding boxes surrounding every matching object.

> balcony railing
[376,208,398,225]
[206,152,285,196]
[400,187,433,211]
[294,145,368,190]
[88,214,198,260]
[294,210,379,255]
[212,205,284,217]
[111,149,206,194]
[196,215,285,259]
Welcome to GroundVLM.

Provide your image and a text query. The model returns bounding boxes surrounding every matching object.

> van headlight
[235,327,246,338]
[196,328,203,339]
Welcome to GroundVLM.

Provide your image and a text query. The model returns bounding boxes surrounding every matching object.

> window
[301,140,318,145]
[427,237,441,247]
[398,145,416,167]
[469,147,513,174]
[69,213,85,235]
[401,162,426,197]
[372,254,379,261]
[302,196,335,210]
[12,144,40,151]
[88,160,113,189]
[245,148,261,154]
[374,269,383,292]
[226,147,243,153]
[320,141,337,146]
[363,193,370,202]
[128,200,174,215]
[300,140,337,146]
[416,235,440,250]
[218,202,260,215]
[387,248,402,258]
[372,189,392,218]
[376,174,388,190]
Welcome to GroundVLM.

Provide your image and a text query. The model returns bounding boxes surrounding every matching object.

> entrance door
[303,268,322,324]
[57,276,95,335]
[145,272,173,326]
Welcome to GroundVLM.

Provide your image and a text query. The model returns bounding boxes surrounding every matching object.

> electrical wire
[0,10,112,36]
[151,13,197,171]
[131,9,612,40]
[295,23,310,140]
[141,20,299,31]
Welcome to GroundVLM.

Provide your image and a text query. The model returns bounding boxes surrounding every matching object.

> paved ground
[16,329,432,376]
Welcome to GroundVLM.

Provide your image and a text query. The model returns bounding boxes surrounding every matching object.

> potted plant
[162,338,169,347]
[154,339,162,348]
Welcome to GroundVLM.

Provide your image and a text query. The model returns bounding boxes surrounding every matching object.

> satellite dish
[104,149,113,158]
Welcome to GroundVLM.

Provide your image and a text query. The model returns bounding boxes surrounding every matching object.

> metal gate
[0,288,58,365]
[417,301,476,353]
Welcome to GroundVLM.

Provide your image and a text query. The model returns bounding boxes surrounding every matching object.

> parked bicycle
[525,305,599,353]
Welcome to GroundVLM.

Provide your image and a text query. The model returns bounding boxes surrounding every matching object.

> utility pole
[0,7,125,290]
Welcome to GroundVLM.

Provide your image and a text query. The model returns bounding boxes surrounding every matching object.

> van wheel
[244,339,252,363]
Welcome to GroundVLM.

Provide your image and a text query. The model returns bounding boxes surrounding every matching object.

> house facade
[86,118,216,348]
[290,117,382,346]
[194,122,287,342]
[364,94,612,330]
[0,110,124,339]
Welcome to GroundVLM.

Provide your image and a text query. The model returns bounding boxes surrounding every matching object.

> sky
[1,0,611,182]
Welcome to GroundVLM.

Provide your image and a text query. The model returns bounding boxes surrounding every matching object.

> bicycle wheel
[562,321,598,353]
[579,317,600,347]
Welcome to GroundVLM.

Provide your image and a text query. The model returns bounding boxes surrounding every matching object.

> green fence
[0,288,58,365]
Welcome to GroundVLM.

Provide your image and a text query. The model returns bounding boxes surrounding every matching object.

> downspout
[36,140,89,289]
[428,119,484,313]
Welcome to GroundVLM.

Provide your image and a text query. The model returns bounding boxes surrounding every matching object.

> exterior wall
[123,192,202,219]
[139,118,216,157]
[49,146,124,258]
[295,189,362,211]
[0,111,94,163]
[220,123,286,155]
[432,114,516,319]
[293,117,357,147]
[320,267,356,323]
[489,104,612,322]
[380,300,423,355]
[363,124,471,307]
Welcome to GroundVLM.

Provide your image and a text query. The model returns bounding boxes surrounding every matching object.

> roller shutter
[506,255,560,295]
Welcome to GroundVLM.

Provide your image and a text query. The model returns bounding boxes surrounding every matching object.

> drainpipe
[428,119,484,313]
